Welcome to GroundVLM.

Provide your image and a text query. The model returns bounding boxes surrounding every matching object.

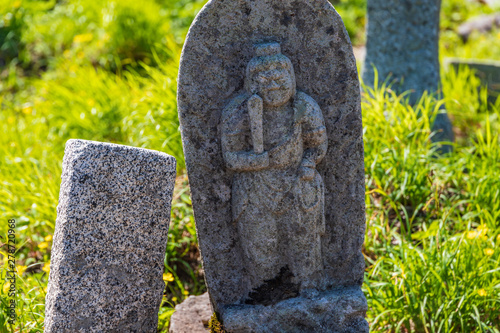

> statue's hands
[299,159,315,180]
[299,166,315,181]
[223,150,269,172]
[237,150,269,171]
[253,151,270,169]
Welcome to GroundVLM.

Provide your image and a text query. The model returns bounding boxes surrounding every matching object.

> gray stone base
[220,287,368,333]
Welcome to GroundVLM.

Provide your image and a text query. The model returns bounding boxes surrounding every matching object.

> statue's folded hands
[223,150,270,172]
[299,165,315,181]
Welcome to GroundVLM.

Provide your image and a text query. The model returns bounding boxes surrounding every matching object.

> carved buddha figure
[221,42,328,296]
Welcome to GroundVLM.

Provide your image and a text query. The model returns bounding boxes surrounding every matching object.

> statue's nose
[268,80,280,90]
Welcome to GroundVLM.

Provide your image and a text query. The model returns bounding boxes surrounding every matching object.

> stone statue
[221,42,328,294]
[178,0,369,330]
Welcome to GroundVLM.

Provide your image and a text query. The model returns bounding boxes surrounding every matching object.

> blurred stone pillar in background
[363,0,454,152]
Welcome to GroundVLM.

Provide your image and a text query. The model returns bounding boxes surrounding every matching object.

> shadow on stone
[245,266,299,306]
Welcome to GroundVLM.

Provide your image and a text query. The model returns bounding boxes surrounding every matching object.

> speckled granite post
[363,0,454,151]
[178,0,368,331]
[45,139,176,333]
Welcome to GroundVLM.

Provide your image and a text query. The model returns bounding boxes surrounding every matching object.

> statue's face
[253,66,294,107]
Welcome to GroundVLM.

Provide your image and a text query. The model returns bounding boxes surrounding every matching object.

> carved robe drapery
[221,91,328,291]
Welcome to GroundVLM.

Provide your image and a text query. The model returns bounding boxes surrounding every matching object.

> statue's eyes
[257,76,268,84]
[256,72,287,85]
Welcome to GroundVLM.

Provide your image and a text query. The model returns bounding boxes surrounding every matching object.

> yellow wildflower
[7,116,15,124]
[478,225,488,231]
[43,287,48,293]
[17,265,27,276]
[13,0,21,8]
[21,104,32,114]
[172,297,178,302]
[42,262,50,273]
[73,33,93,44]
[478,289,487,297]
[467,231,478,239]
[44,235,53,242]
[163,273,174,282]
[182,290,189,295]
[3,282,10,294]
[484,248,494,256]
[38,242,49,249]
[497,234,500,242]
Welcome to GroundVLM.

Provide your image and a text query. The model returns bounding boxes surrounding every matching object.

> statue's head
[245,42,296,107]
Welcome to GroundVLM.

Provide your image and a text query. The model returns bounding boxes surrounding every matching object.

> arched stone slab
[178,0,367,330]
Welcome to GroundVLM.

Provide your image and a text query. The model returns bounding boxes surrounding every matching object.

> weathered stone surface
[178,0,367,331]
[363,0,454,149]
[45,139,176,333]
[169,293,212,333]
[363,0,441,101]
[222,287,368,333]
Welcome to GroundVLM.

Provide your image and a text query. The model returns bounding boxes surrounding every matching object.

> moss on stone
[208,313,227,333]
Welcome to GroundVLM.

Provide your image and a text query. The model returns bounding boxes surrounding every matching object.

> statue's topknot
[254,42,281,57]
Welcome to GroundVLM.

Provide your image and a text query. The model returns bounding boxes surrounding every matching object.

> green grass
[362,73,500,331]
[1,0,500,332]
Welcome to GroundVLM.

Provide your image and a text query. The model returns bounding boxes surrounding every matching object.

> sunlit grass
[3,63,499,331]
[362,75,500,332]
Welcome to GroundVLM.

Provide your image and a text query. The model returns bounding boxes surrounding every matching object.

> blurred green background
[1,0,500,332]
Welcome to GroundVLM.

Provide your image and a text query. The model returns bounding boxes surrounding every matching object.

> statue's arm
[221,98,269,172]
[299,94,328,168]
[302,126,328,168]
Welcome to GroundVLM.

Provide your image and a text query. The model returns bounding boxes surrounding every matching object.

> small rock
[169,293,213,333]
[457,13,500,42]
[469,0,500,7]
